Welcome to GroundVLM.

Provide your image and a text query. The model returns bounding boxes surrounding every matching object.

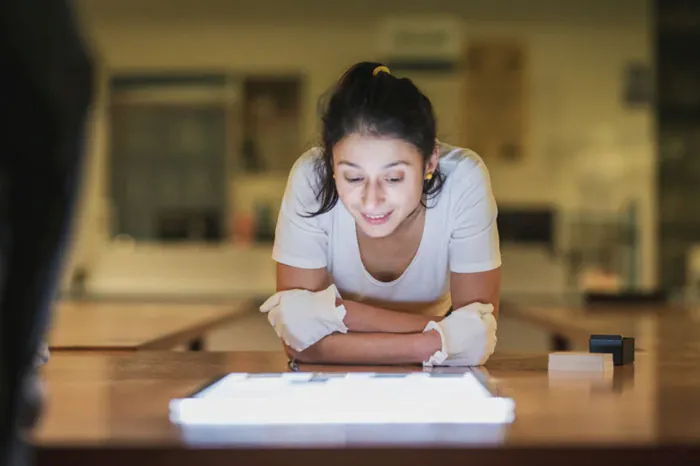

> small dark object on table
[589,334,635,366]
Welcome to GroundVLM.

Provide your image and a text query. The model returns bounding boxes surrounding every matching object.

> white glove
[422,302,497,367]
[259,284,348,352]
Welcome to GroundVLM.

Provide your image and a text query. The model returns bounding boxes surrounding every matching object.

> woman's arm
[340,299,440,333]
[285,331,442,365]
[276,262,332,292]
[276,263,443,333]
[450,267,501,318]
[285,268,501,366]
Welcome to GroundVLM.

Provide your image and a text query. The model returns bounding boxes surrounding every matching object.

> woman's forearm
[289,331,442,366]
[340,299,443,333]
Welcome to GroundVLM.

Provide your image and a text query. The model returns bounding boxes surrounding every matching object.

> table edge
[35,444,700,466]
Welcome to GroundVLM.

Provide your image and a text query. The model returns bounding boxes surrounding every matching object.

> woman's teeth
[362,211,392,225]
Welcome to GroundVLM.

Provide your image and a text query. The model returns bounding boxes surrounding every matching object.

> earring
[425,172,433,181]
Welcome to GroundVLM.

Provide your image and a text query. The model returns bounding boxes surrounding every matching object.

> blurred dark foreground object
[0,1,93,465]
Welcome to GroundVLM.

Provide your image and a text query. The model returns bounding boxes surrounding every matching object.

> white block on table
[548,352,613,372]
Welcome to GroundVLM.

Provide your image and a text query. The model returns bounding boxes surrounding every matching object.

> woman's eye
[386,177,403,183]
[344,176,363,183]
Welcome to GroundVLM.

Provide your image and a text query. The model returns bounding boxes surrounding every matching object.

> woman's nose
[362,180,385,210]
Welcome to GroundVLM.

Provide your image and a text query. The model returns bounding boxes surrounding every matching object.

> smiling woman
[260,62,501,368]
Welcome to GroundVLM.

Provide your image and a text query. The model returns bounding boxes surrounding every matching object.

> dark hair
[306,61,445,217]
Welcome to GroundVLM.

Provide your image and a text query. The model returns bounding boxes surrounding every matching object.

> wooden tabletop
[47,299,253,351]
[32,306,700,465]
[32,350,652,447]
[32,305,700,465]
[500,299,669,350]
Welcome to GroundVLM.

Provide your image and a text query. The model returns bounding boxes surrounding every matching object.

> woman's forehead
[334,134,422,167]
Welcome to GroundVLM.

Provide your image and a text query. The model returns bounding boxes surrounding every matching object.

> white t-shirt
[272,142,501,316]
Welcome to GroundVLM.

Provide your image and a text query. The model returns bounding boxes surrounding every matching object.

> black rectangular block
[589,334,635,366]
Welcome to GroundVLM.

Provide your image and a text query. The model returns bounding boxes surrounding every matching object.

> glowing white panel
[169,372,515,426]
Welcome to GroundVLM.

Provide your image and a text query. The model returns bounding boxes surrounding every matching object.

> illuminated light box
[169,371,515,426]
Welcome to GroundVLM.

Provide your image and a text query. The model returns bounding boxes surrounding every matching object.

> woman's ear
[426,144,439,174]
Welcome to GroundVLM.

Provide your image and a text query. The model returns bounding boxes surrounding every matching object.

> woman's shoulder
[284,146,325,195]
[289,146,324,181]
[435,142,493,204]
[283,147,335,216]
[434,142,498,231]
[436,141,489,179]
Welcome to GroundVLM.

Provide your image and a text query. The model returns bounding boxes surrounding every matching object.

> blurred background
[56,0,698,352]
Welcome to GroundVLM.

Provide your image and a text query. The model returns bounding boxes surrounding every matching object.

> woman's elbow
[282,341,321,364]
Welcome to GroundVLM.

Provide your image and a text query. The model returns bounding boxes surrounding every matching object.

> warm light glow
[170,372,515,425]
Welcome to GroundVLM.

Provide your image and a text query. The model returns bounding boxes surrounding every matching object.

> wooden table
[500,298,667,351]
[31,308,700,465]
[47,299,253,351]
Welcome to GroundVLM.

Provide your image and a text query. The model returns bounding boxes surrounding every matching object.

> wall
[66,0,656,294]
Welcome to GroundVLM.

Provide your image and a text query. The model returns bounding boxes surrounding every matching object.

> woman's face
[333,133,437,238]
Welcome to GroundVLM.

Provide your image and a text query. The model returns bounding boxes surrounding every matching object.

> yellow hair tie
[372,65,391,76]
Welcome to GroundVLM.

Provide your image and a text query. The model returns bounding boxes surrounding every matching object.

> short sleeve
[448,155,501,274]
[272,150,330,269]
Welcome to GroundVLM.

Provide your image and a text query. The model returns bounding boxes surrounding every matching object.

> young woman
[260,62,501,367]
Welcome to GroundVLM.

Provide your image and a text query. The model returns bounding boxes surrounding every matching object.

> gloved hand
[259,284,348,352]
[422,302,497,366]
